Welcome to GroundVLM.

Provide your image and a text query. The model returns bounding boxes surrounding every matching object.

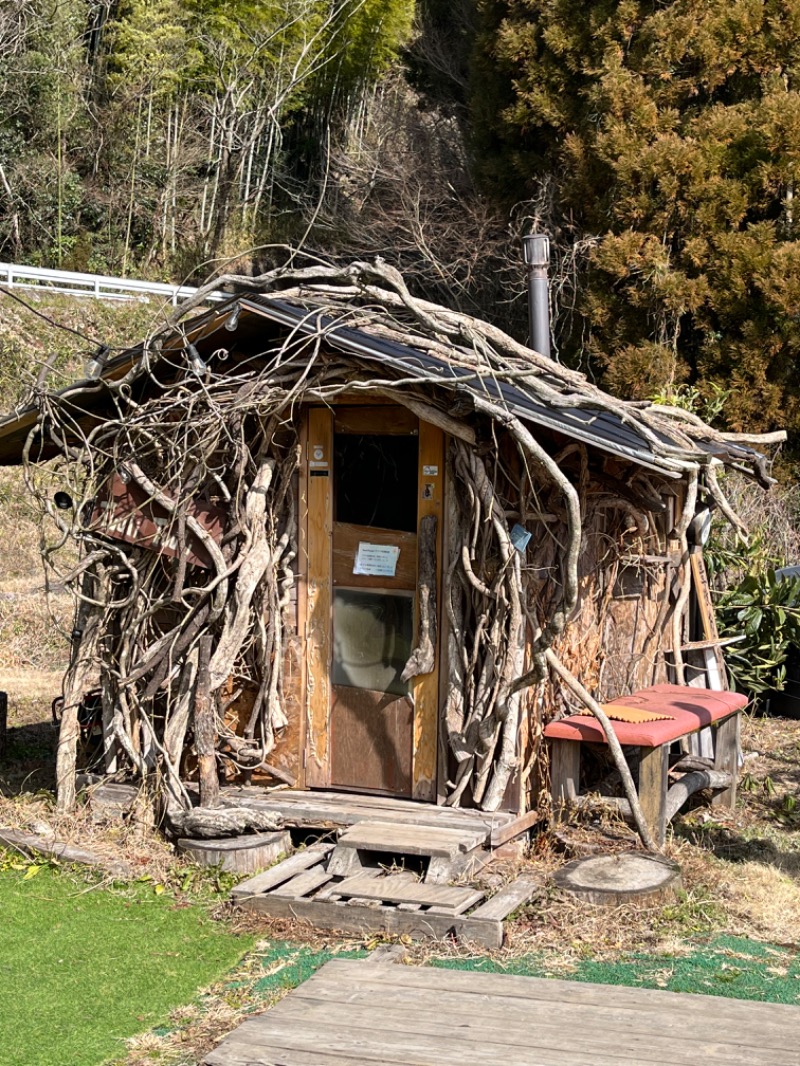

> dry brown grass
[0,669,65,702]
[0,464,72,673]
[0,294,162,678]
[0,593,71,672]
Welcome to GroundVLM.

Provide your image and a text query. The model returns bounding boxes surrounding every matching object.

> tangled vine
[21,257,782,846]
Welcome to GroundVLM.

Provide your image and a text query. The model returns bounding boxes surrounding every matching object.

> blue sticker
[511,523,532,553]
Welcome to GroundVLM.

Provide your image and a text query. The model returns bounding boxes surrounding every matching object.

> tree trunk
[195,635,219,808]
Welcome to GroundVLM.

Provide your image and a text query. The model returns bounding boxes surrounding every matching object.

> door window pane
[332,588,414,696]
[334,433,418,532]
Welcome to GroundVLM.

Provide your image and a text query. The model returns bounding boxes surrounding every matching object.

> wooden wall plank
[334,406,418,435]
[413,420,444,801]
[294,412,309,789]
[437,461,454,805]
[304,407,334,787]
[332,522,417,590]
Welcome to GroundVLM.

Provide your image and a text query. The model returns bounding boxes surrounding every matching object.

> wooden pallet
[232,845,541,948]
[326,820,493,883]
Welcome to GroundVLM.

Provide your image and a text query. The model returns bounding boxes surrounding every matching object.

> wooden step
[337,821,486,859]
[231,841,334,899]
[335,871,484,913]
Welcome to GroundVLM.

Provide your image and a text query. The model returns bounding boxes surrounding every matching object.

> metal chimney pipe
[522,233,551,359]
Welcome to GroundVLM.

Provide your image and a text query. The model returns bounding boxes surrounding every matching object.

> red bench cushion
[543,685,748,748]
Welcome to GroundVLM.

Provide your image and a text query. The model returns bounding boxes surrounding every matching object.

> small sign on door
[353,542,400,577]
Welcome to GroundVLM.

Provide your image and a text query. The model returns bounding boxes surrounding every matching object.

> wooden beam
[413,419,444,802]
[489,808,541,848]
[469,875,543,922]
[690,550,728,689]
[232,893,503,949]
[712,711,740,809]
[549,739,580,822]
[304,407,333,787]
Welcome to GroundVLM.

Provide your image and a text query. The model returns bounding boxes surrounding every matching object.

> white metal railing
[0,262,227,306]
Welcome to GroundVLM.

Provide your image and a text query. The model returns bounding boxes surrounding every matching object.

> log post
[57,566,106,812]
[712,712,740,809]
[195,635,220,808]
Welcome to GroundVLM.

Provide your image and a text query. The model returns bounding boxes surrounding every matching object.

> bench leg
[712,712,740,809]
[638,744,669,847]
[550,739,580,822]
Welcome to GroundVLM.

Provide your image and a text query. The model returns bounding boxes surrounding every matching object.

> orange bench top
[543,684,748,748]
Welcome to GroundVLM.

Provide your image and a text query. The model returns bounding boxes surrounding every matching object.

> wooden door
[303,405,443,799]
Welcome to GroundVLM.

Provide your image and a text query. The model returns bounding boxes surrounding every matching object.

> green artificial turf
[0,864,254,1066]
[431,935,800,1004]
[101,932,800,1061]
[249,940,366,997]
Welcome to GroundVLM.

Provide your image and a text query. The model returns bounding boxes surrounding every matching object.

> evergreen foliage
[473,0,800,439]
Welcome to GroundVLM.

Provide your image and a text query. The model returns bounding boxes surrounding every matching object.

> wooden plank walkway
[203,958,800,1066]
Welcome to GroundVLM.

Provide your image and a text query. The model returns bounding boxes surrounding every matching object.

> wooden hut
[0,260,775,853]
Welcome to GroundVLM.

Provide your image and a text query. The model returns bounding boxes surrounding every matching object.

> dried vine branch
[21,254,781,843]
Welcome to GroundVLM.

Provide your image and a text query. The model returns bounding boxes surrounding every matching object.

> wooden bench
[544,684,748,845]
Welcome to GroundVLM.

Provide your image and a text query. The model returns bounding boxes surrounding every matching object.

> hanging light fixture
[224,305,241,332]
[84,345,110,379]
[187,343,207,375]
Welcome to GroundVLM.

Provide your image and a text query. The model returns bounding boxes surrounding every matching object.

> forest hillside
[0,0,798,448]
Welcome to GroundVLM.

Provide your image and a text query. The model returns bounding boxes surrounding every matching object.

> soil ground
[1,683,799,1065]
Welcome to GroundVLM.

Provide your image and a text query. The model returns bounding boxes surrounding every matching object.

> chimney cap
[523,233,550,267]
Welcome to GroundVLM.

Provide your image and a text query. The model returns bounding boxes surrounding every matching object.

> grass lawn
[0,864,254,1066]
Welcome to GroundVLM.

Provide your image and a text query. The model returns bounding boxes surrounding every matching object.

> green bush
[713,566,800,701]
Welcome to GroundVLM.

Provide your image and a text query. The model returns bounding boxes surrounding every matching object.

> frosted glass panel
[332,589,414,696]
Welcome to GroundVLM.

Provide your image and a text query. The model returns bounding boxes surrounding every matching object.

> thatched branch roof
[0,259,783,484]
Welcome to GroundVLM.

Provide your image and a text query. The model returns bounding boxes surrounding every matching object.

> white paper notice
[353,542,400,577]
